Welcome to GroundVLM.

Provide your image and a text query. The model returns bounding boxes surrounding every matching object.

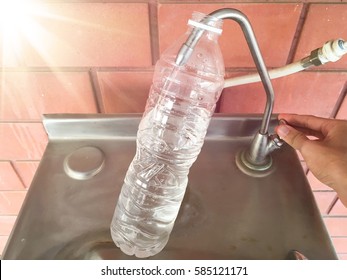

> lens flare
[0,0,70,116]
[0,0,47,66]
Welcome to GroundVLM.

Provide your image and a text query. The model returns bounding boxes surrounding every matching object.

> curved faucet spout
[209,9,274,135]
[175,8,274,135]
[175,8,280,169]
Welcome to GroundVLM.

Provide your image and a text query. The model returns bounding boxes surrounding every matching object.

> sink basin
[2,114,337,259]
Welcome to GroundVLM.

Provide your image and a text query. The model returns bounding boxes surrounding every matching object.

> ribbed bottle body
[111,13,225,258]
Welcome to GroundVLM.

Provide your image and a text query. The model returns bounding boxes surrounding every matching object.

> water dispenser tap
[176,8,283,172]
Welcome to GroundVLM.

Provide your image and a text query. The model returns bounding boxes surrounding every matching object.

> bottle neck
[187,12,223,42]
[186,26,221,42]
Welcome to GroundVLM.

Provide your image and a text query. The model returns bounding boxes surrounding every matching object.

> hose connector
[319,39,347,63]
[302,39,347,67]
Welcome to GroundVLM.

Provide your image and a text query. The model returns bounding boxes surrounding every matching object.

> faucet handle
[266,134,284,155]
[270,133,284,148]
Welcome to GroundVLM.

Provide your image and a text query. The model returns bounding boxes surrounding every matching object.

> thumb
[276,124,309,151]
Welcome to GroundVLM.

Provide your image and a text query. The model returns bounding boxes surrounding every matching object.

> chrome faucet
[175,8,283,173]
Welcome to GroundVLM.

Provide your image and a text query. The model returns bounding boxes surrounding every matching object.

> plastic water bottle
[110,12,225,258]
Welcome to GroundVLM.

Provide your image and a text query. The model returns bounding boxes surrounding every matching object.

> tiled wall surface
[0,0,346,259]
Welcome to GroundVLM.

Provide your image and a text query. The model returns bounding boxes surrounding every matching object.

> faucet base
[235,150,275,177]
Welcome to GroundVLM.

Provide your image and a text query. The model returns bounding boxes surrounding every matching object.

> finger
[277,114,331,136]
[279,121,324,139]
[275,124,310,150]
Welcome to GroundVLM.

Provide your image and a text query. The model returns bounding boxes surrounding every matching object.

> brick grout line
[225,68,347,73]
[0,160,40,162]
[158,1,347,4]
[149,0,160,65]
[323,215,347,218]
[175,1,347,3]
[0,67,90,72]
[36,0,155,4]
[0,120,43,124]
[0,215,18,217]
[0,190,28,192]
[330,82,347,118]
[8,162,26,190]
[327,193,339,215]
[313,190,338,193]
[0,67,345,73]
[88,70,105,113]
[89,67,155,72]
[286,3,310,64]
[0,67,155,72]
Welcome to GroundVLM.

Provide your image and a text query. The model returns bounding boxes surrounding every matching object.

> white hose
[223,38,347,89]
[223,61,304,88]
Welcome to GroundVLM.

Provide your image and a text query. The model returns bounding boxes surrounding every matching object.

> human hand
[275,114,347,207]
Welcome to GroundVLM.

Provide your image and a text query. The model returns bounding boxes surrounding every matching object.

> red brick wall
[0,0,346,259]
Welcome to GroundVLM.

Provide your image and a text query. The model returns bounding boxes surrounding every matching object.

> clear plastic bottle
[110,12,225,258]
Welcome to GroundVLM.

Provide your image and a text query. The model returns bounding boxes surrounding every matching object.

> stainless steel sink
[2,114,337,259]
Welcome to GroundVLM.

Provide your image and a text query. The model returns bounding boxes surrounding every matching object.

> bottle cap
[187,19,223,35]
